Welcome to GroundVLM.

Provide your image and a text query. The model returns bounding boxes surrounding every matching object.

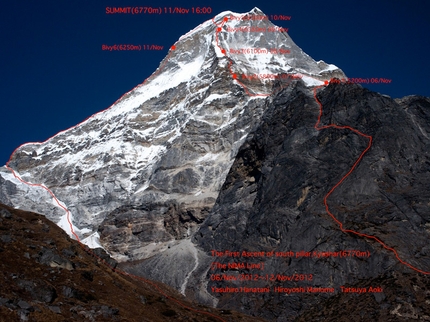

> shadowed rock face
[127,81,430,320]
[197,81,430,265]
[1,7,429,321]
[193,81,430,320]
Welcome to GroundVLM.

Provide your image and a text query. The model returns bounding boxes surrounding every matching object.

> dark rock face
[0,7,428,320]
[189,81,430,320]
[295,270,430,321]
[91,247,118,269]
[37,247,74,270]
[17,279,57,303]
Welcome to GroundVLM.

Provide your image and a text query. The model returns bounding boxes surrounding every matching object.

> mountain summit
[2,7,428,321]
[0,8,343,259]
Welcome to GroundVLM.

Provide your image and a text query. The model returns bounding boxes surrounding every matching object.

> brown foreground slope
[0,203,263,322]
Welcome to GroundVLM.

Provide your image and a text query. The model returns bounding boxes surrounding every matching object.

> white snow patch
[80,228,92,234]
[179,18,213,41]
[299,74,324,87]
[56,211,80,240]
[135,181,150,194]
[205,93,228,102]
[322,64,338,71]
[81,232,104,249]
[196,153,220,163]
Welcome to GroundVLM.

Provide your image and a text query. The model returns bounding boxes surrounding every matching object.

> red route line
[5,164,229,321]
[5,43,178,241]
[4,13,428,320]
[4,18,228,321]
[214,16,273,98]
[213,15,308,98]
[6,173,226,319]
[214,13,429,275]
[312,84,430,275]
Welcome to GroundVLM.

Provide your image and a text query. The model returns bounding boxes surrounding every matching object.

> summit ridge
[1,7,430,322]
[1,8,343,257]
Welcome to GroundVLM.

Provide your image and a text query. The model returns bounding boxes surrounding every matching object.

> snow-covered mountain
[0,8,345,261]
[3,8,430,321]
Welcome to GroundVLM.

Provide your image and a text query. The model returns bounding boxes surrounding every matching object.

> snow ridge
[2,7,346,257]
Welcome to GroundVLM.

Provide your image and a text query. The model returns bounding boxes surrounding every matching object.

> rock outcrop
[129,80,430,320]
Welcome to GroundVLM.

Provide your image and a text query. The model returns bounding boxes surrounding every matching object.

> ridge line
[4,12,428,322]
[4,17,228,321]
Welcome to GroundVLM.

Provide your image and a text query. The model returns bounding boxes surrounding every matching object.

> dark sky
[1,0,429,164]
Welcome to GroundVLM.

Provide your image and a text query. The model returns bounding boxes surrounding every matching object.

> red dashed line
[5,161,229,321]
[5,27,227,322]
[4,13,428,321]
[4,161,81,242]
[5,44,179,247]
